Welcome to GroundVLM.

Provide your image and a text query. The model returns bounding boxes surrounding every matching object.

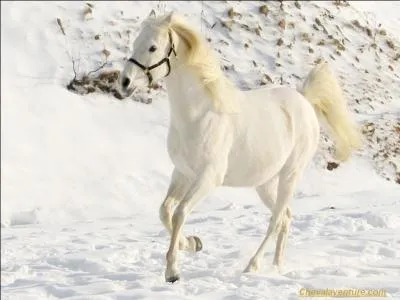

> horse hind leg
[273,207,292,270]
[244,175,278,272]
[270,140,318,270]
[245,163,301,273]
[269,150,313,271]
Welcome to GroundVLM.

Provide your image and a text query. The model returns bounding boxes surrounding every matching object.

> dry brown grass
[259,5,269,16]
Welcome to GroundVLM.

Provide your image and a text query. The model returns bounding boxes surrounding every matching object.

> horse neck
[165,63,215,124]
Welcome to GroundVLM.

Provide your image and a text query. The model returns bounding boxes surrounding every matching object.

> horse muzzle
[113,85,136,100]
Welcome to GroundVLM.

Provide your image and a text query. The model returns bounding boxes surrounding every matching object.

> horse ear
[163,11,174,24]
[148,9,156,19]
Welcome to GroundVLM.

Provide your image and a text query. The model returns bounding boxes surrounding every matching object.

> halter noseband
[128,31,177,85]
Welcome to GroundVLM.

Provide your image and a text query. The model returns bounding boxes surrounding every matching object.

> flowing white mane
[148,14,239,112]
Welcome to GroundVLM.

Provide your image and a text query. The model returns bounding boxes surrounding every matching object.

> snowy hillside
[1,1,399,299]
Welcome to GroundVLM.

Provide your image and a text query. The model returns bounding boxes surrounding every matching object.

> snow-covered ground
[1,1,399,299]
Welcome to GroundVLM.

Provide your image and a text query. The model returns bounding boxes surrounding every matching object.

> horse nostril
[122,77,130,88]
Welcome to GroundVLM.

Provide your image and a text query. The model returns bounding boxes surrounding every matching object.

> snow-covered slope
[1,1,399,299]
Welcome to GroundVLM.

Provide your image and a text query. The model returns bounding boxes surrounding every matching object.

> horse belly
[222,147,289,187]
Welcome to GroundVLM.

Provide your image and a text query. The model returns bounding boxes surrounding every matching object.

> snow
[1,1,399,299]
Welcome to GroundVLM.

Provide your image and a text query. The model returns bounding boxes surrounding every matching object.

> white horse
[118,10,361,283]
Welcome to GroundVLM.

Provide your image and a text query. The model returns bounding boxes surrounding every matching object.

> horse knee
[159,199,176,233]
[286,207,292,219]
[277,211,292,237]
[159,203,168,221]
[172,205,187,225]
[270,213,285,235]
[283,208,292,230]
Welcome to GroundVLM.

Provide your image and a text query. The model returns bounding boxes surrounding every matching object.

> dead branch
[71,58,78,80]
[86,60,109,77]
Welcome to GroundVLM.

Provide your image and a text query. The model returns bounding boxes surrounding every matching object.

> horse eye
[149,45,157,52]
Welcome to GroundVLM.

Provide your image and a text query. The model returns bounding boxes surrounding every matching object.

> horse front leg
[165,167,223,283]
[159,169,201,251]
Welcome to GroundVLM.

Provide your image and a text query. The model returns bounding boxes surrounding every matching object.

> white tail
[301,62,362,161]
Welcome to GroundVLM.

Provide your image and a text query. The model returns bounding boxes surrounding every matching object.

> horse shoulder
[167,112,233,178]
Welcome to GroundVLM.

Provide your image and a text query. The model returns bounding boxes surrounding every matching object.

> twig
[279,0,284,11]
[77,51,81,75]
[72,58,78,80]
[66,58,79,90]
[86,60,109,77]
[56,18,66,36]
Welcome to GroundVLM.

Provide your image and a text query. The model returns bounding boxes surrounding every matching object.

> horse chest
[166,126,208,177]
[166,117,231,177]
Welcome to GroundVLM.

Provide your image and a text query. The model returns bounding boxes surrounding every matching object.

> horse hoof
[193,236,203,251]
[166,275,180,283]
[243,260,259,273]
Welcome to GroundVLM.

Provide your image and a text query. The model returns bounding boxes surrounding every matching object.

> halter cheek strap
[128,31,177,85]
